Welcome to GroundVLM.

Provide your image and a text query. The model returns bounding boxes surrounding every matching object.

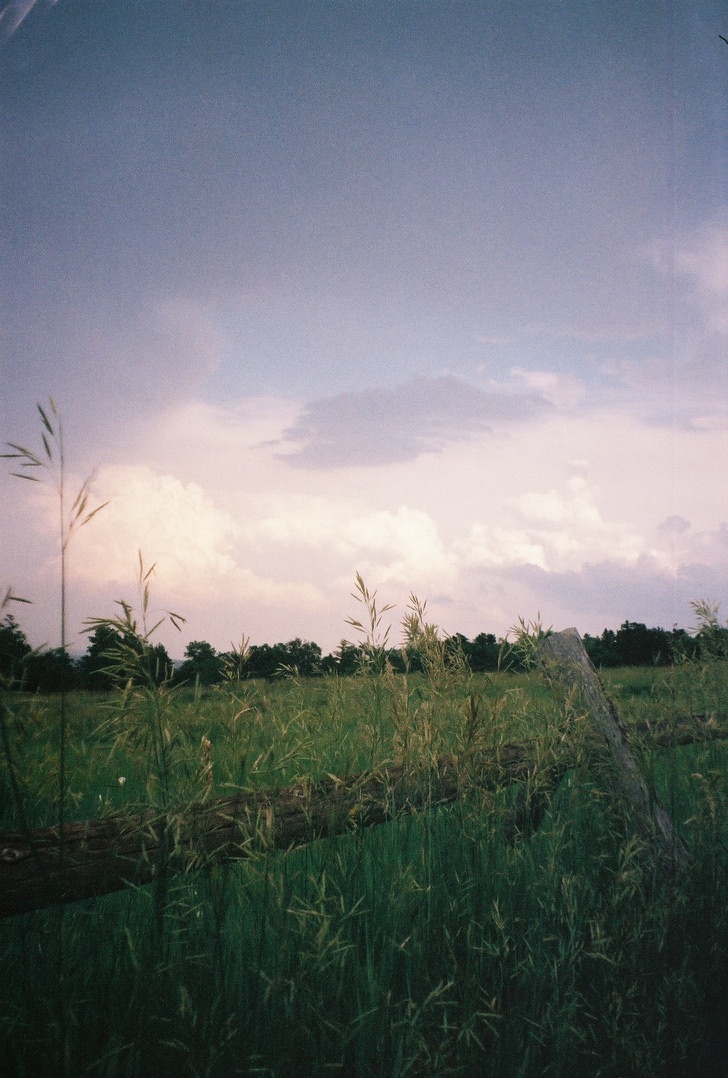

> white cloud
[8,394,728,653]
[650,515,728,576]
[460,476,646,575]
[71,464,324,611]
[342,506,457,587]
[675,224,728,331]
[243,495,456,590]
[73,465,238,587]
[510,368,586,410]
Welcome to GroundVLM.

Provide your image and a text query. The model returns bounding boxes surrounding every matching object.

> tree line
[1,613,726,694]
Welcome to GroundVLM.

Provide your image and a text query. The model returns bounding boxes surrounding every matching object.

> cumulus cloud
[459,477,647,575]
[72,465,239,588]
[651,515,728,575]
[279,374,551,468]
[14,298,229,443]
[8,391,728,654]
[492,556,728,638]
[70,465,323,611]
[241,494,456,592]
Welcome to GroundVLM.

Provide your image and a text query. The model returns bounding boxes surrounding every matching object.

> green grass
[2,663,728,1076]
[0,668,557,829]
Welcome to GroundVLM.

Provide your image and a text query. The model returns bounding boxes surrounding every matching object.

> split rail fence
[1,629,722,918]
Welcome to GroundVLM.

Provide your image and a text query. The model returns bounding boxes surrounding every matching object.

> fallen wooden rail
[1,707,724,919]
[0,745,541,919]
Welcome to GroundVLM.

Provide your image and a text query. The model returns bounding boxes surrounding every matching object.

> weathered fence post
[1,679,716,916]
[537,627,687,876]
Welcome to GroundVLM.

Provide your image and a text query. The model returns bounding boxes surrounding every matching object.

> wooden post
[538,627,687,875]
[0,750,523,919]
[0,703,715,917]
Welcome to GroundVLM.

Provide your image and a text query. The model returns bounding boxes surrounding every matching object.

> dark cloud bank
[280,375,551,468]
[497,558,728,634]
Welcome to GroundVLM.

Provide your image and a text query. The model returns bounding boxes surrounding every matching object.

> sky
[2,0,728,659]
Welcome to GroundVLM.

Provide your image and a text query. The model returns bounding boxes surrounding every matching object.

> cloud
[73,465,238,589]
[8,393,728,654]
[510,368,586,410]
[279,374,552,468]
[459,476,646,574]
[675,223,728,331]
[5,299,230,445]
[651,515,728,575]
[70,465,323,611]
[95,299,228,404]
[241,494,456,591]
[622,220,728,429]
[494,556,728,638]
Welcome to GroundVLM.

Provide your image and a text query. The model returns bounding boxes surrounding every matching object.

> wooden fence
[1,630,722,918]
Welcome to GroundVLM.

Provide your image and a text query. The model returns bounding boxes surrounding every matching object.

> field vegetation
[2,405,728,1076]
[2,596,728,1076]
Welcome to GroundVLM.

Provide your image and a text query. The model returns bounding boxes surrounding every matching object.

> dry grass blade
[2,442,44,465]
[37,402,55,436]
[1,587,32,607]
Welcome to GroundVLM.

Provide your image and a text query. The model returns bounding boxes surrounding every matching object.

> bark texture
[538,627,689,874]
[1,705,720,917]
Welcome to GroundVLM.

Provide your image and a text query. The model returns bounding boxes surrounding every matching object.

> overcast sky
[2,0,728,658]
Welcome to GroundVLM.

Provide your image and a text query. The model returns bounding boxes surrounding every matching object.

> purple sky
[2,0,728,657]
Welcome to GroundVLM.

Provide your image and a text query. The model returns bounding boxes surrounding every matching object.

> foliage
[175,639,224,686]
[84,554,182,691]
[691,599,728,661]
[582,621,699,668]
[78,624,125,691]
[241,637,323,680]
[344,571,394,675]
[0,614,32,684]
[7,396,724,1073]
[24,647,79,693]
[1,398,108,651]
[3,400,107,859]
[2,658,728,1076]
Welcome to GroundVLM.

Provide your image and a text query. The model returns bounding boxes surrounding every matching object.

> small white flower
[118,776,126,785]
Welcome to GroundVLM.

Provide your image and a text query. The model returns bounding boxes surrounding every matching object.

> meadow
[2,645,728,1077]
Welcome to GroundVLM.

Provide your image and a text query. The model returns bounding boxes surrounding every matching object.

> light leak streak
[0,0,58,46]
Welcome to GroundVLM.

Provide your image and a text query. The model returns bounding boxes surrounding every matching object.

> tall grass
[3,613,728,1075]
[3,413,728,1074]
[2,734,728,1076]
[2,400,107,843]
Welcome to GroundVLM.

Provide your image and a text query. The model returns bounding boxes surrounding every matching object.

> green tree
[79,624,122,690]
[80,623,174,689]
[469,632,501,672]
[691,600,728,660]
[583,629,619,668]
[26,648,79,693]
[614,622,673,666]
[0,614,32,685]
[281,637,322,676]
[323,640,363,675]
[245,638,323,679]
[176,640,223,686]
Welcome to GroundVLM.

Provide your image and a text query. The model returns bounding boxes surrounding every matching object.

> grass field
[2,657,728,1077]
